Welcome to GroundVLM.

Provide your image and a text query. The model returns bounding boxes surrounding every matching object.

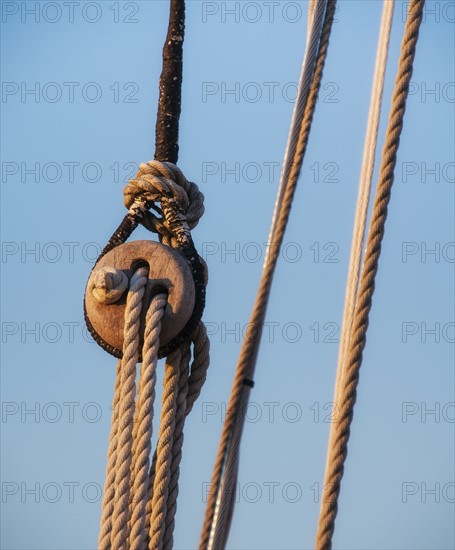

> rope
[144,322,210,549]
[162,323,210,549]
[186,323,210,415]
[333,0,394,441]
[162,324,211,550]
[124,162,209,548]
[123,160,205,249]
[91,267,128,305]
[98,360,122,550]
[148,348,181,549]
[315,1,425,548]
[95,157,209,548]
[97,266,162,549]
[97,268,209,550]
[129,293,167,550]
[110,267,150,549]
[162,342,191,550]
[267,0,328,249]
[200,1,337,547]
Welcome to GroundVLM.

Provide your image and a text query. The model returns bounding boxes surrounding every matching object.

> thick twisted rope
[315,1,425,548]
[109,267,150,549]
[162,322,210,550]
[186,323,210,415]
[146,324,210,549]
[148,347,181,550]
[97,272,209,549]
[99,359,123,550]
[200,2,337,548]
[209,386,249,550]
[162,341,191,550]
[142,321,209,548]
[129,294,167,550]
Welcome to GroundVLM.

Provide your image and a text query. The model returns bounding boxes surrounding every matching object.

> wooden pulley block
[84,240,195,357]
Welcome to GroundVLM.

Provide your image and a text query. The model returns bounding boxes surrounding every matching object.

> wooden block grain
[85,240,195,351]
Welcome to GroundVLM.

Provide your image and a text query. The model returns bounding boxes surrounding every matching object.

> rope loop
[124,161,205,248]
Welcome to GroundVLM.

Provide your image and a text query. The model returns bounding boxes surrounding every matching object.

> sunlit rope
[315,1,426,547]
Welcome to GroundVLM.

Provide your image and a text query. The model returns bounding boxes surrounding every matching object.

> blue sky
[1,1,454,549]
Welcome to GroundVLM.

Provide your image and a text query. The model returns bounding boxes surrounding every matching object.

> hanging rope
[95,264,209,550]
[200,1,337,548]
[109,267,151,549]
[148,345,186,549]
[97,266,164,549]
[129,292,167,549]
[144,322,209,550]
[98,360,122,549]
[315,1,425,548]
[163,323,211,550]
[161,342,191,550]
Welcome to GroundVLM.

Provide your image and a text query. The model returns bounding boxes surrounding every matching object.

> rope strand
[162,341,191,550]
[144,322,210,549]
[129,294,167,550]
[333,0,394,415]
[98,360,122,550]
[200,1,337,547]
[110,267,149,549]
[96,263,209,550]
[315,1,425,547]
[148,348,182,550]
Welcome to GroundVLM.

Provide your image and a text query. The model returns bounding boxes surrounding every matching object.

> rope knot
[123,161,205,248]
[91,267,128,304]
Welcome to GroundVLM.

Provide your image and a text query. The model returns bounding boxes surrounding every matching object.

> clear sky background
[1,1,454,549]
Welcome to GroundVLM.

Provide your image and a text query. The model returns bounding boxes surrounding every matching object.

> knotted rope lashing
[124,161,205,250]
